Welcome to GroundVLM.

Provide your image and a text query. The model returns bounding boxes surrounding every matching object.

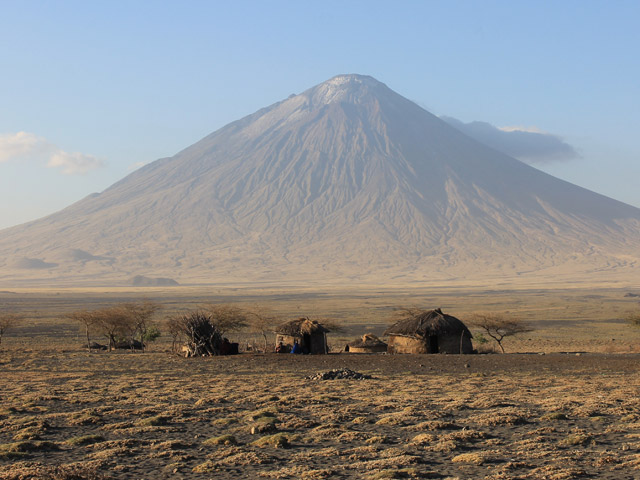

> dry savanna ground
[1,286,640,479]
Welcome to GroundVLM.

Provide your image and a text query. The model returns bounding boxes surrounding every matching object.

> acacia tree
[67,301,161,352]
[166,315,185,355]
[66,310,98,351]
[469,313,532,353]
[0,313,21,348]
[119,301,161,352]
[93,306,131,351]
[247,306,277,352]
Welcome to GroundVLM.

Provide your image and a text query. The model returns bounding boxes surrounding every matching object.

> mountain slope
[1,74,639,286]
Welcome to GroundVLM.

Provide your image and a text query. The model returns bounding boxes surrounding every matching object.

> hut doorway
[428,335,439,353]
[303,333,312,353]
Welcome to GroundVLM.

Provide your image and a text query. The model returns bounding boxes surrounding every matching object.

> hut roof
[348,333,387,348]
[383,308,472,338]
[275,318,329,336]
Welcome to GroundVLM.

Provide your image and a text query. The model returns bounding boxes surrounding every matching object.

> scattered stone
[306,368,372,381]
[251,423,278,434]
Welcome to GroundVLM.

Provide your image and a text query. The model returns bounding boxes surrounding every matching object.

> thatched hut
[275,318,329,354]
[346,334,388,353]
[384,308,473,354]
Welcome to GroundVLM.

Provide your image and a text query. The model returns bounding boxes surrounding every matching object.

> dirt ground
[1,347,640,480]
[1,286,640,478]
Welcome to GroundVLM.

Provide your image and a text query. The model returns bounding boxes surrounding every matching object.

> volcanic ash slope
[1,74,639,286]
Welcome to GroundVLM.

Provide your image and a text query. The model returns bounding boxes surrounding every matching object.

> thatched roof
[384,308,472,338]
[275,318,329,336]
[348,333,387,348]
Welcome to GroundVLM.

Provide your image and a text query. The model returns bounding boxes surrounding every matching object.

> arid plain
[1,286,640,479]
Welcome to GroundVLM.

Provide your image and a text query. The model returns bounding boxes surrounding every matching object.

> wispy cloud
[0,131,104,174]
[0,132,51,162]
[47,151,104,174]
[497,125,545,134]
[127,161,149,172]
[441,117,579,164]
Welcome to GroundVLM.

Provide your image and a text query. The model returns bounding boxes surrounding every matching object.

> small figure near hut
[384,308,473,354]
[346,333,388,353]
[275,317,329,354]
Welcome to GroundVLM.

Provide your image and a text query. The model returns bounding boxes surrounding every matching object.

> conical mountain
[1,74,639,286]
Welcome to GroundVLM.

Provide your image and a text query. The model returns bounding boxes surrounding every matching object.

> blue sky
[1,1,639,229]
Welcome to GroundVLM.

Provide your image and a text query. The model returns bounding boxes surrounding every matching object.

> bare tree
[247,306,278,352]
[65,301,160,352]
[202,304,249,336]
[0,313,21,347]
[468,313,532,353]
[165,315,185,355]
[92,306,132,351]
[119,301,161,352]
[65,310,98,351]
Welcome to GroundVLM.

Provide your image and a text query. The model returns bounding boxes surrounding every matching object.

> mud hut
[346,333,388,353]
[384,308,473,354]
[275,318,329,354]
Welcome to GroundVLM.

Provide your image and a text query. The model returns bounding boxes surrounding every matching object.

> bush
[166,311,223,357]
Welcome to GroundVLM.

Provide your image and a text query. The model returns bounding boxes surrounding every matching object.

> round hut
[346,333,388,353]
[275,318,329,354]
[384,308,473,354]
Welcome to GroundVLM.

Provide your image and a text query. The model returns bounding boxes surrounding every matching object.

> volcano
[1,74,639,287]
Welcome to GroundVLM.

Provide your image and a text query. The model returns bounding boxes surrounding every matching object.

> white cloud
[0,132,52,162]
[0,131,104,174]
[497,125,546,134]
[47,151,104,175]
[441,117,579,164]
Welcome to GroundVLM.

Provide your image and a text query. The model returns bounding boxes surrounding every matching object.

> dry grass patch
[136,414,169,427]
[66,434,105,446]
[0,462,109,480]
[203,434,237,446]
[410,433,436,445]
[451,451,487,465]
[560,433,594,446]
[0,440,59,459]
[540,411,568,421]
[251,432,291,448]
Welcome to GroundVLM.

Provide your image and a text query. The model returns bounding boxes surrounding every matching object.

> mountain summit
[1,74,639,286]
